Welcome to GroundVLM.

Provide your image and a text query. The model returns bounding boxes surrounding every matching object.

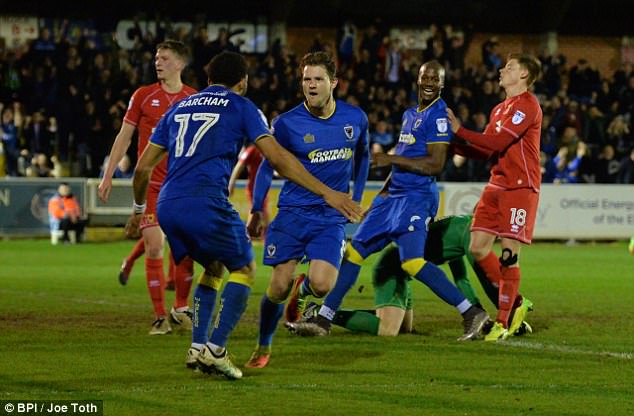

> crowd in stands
[1,17,633,183]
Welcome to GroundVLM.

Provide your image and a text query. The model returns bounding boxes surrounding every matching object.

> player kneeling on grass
[288,215,534,337]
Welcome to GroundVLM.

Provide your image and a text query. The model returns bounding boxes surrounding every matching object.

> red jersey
[238,145,264,197]
[124,82,196,185]
[457,91,542,191]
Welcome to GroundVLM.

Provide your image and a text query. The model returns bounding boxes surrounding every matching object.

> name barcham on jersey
[178,95,230,108]
[308,147,353,163]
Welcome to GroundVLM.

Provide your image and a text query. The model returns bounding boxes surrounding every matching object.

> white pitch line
[504,339,632,360]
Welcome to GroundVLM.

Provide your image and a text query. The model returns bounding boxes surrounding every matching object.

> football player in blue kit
[286,60,490,341]
[127,51,362,379]
[244,51,370,368]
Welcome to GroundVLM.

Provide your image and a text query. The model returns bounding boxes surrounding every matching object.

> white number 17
[173,113,221,157]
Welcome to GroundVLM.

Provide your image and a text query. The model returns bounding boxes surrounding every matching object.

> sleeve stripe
[254,133,274,143]
[148,142,166,149]
[500,125,520,139]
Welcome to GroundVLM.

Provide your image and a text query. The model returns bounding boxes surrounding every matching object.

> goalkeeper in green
[306,214,532,336]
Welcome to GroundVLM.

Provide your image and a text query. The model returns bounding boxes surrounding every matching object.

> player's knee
[146,246,163,259]
[265,285,286,303]
[401,258,426,276]
[344,243,365,265]
[267,277,291,302]
[468,243,488,261]
[308,278,331,298]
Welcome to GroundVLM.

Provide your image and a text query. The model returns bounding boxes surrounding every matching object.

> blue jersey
[271,100,369,218]
[151,85,270,202]
[389,97,451,195]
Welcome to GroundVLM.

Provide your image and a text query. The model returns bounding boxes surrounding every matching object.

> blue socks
[323,260,361,313]
[413,262,466,306]
[192,284,217,345]
[209,282,250,348]
[257,294,284,347]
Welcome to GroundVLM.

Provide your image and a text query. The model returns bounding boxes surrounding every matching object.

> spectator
[481,36,502,71]
[47,182,86,244]
[113,154,133,179]
[596,144,621,183]
[27,153,54,177]
[617,148,634,183]
[1,102,23,176]
[568,59,600,104]
[337,20,357,69]
[606,114,632,156]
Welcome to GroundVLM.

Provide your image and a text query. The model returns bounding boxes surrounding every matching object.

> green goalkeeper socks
[332,309,380,335]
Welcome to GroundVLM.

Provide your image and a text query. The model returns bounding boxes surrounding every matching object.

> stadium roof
[3,0,632,36]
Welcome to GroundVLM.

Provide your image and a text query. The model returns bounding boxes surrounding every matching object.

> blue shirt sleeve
[270,115,289,147]
[251,158,273,213]
[352,113,370,202]
[242,99,271,143]
[425,106,452,144]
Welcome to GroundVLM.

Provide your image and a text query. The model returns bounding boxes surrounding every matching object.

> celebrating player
[243,51,370,369]
[98,40,196,335]
[447,53,542,341]
[127,51,362,379]
[286,60,489,341]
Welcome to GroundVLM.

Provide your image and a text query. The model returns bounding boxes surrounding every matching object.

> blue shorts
[351,193,438,261]
[263,209,346,268]
[157,196,253,271]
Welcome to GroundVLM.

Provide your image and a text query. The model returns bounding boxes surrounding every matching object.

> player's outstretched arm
[352,129,370,202]
[256,135,362,223]
[371,143,448,176]
[98,122,136,202]
[447,107,521,152]
[246,159,274,238]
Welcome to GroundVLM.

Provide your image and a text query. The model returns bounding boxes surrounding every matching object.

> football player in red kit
[99,40,197,335]
[447,53,542,341]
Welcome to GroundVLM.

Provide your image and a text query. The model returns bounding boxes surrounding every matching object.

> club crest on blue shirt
[266,244,276,257]
[413,118,422,130]
[512,110,526,125]
[344,125,354,141]
[436,118,448,133]
[303,133,315,143]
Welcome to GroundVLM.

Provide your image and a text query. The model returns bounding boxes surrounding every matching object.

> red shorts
[471,184,539,244]
[140,182,162,230]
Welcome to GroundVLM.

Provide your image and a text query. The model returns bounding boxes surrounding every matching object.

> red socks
[477,251,522,327]
[497,266,521,327]
[476,251,503,286]
[174,256,194,309]
[145,257,167,318]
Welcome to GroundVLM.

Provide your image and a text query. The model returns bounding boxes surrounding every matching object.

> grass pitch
[0,239,632,416]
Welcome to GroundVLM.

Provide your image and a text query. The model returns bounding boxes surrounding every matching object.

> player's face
[155,48,184,82]
[417,65,443,104]
[499,59,525,89]
[302,65,337,110]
